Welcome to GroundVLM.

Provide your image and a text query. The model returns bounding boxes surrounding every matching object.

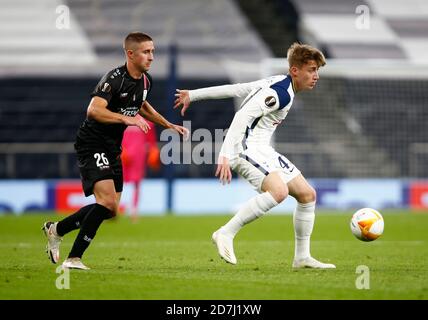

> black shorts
[74,141,123,197]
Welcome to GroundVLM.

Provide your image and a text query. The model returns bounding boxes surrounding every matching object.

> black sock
[56,204,96,236]
[68,204,113,259]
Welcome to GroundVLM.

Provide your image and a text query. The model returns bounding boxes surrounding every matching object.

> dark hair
[123,32,152,50]
[287,42,326,68]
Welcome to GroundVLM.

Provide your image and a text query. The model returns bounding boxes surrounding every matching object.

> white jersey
[189,75,295,159]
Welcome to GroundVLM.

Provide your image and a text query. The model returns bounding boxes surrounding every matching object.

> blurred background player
[42,32,188,270]
[175,43,335,269]
[122,116,160,221]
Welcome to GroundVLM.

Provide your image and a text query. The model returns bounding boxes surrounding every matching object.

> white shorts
[230,146,301,192]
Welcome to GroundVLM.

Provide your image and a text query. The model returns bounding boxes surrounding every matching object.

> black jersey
[76,64,152,155]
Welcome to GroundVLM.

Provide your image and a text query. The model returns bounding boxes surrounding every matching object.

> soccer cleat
[62,258,90,270]
[42,222,62,264]
[292,256,336,269]
[212,230,237,265]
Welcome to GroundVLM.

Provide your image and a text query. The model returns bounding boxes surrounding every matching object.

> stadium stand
[0,0,269,178]
[0,0,96,75]
[290,77,428,178]
[0,0,271,78]
[234,0,299,57]
[291,0,428,61]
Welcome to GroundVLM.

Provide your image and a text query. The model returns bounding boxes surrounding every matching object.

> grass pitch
[0,211,427,300]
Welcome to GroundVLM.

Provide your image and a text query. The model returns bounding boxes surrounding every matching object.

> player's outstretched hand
[170,124,190,141]
[215,156,232,185]
[124,115,150,133]
[174,89,190,116]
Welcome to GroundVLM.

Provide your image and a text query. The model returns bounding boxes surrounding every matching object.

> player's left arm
[215,108,260,185]
[139,101,189,138]
[216,87,286,184]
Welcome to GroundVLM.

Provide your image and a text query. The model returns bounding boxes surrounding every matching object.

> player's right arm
[174,82,259,117]
[174,76,284,116]
[87,96,150,133]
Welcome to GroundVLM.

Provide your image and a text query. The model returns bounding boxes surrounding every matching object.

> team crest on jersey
[101,82,111,93]
[265,96,276,108]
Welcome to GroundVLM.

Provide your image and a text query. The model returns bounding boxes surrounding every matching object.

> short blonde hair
[287,42,326,68]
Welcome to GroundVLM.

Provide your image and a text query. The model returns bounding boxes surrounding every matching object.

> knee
[296,186,317,204]
[97,197,117,215]
[269,186,289,203]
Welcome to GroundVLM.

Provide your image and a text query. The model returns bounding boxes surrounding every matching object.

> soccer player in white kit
[174,43,335,269]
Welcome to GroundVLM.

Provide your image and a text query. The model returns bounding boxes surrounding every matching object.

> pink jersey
[122,117,157,182]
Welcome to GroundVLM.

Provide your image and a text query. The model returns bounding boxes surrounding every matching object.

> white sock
[221,192,278,238]
[293,201,315,260]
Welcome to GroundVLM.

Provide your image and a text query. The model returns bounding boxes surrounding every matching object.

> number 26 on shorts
[94,153,109,167]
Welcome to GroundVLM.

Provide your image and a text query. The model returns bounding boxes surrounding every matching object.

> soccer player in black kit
[42,32,188,270]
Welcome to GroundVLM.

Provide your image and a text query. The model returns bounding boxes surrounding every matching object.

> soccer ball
[350,208,384,241]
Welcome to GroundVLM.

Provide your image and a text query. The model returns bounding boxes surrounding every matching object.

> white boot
[62,257,90,270]
[292,256,336,269]
[212,229,237,265]
[42,222,62,264]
